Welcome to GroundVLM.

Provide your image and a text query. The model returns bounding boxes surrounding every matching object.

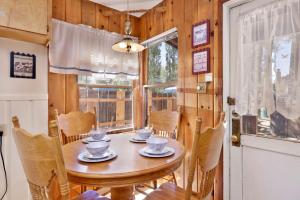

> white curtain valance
[235,0,300,119]
[49,19,139,79]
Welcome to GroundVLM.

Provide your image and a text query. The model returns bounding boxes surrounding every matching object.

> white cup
[90,128,107,141]
[136,129,152,140]
[146,137,168,152]
[86,141,109,156]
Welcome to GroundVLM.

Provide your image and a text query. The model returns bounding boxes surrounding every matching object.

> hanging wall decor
[192,48,210,74]
[192,20,210,48]
[10,52,36,79]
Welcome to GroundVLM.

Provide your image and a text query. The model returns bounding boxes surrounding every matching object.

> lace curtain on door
[49,19,139,80]
[235,0,300,120]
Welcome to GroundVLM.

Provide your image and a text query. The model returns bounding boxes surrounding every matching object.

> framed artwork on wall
[192,48,210,74]
[192,20,210,48]
[10,52,36,79]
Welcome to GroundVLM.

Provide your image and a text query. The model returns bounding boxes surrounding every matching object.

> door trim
[222,1,254,200]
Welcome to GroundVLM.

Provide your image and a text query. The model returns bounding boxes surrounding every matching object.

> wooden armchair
[144,112,225,200]
[11,116,109,200]
[56,108,97,145]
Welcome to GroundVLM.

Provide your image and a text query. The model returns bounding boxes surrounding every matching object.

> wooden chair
[11,116,109,200]
[144,112,225,200]
[56,108,97,145]
[148,106,183,141]
[140,106,182,190]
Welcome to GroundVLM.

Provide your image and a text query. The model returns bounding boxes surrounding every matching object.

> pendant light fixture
[112,0,145,53]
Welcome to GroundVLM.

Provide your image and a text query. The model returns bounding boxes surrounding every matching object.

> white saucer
[139,146,175,158]
[78,150,117,163]
[129,135,147,143]
[84,151,110,160]
[82,136,111,144]
[144,147,170,155]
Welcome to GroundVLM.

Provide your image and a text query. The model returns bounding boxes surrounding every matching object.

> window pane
[79,75,133,129]
[147,38,178,84]
[242,36,300,141]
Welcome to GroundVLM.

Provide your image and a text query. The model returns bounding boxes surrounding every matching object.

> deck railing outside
[144,83,177,126]
[79,84,133,129]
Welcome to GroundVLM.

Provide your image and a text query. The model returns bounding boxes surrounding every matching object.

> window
[78,74,133,129]
[256,37,300,140]
[143,30,178,125]
[147,37,178,84]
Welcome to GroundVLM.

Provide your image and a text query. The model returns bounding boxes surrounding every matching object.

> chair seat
[144,183,211,200]
[77,190,110,200]
[144,183,185,200]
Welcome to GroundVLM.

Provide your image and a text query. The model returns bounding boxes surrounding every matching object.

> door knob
[231,135,238,143]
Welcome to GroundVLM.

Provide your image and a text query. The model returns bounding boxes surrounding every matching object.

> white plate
[139,147,175,158]
[129,136,147,143]
[144,147,170,155]
[82,136,111,144]
[78,150,117,163]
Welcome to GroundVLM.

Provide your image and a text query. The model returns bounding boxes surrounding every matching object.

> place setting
[129,128,152,143]
[82,128,111,144]
[78,141,117,163]
[139,137,175,158]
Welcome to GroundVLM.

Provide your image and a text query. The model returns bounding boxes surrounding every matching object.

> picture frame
[192,48,210,74]
[10,52,36,79]
[192,20,210,48]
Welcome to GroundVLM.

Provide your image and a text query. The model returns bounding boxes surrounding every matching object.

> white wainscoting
[0,97,48,200]
[0,38,48,200]
[242,135,300,200]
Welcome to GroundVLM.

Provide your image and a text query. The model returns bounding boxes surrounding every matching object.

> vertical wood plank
[81,0,96,27]
[52,0,66,20]
[96,4,109,30]
[116,90,125,126]
[66,0,82,24]
[65,75,79,113]
[162,0,174,31]
[108,12,121,33]
[48,72,66,115]
[131,16,141,37]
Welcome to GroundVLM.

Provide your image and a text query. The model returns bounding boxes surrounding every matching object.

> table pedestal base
[111,186,134,200]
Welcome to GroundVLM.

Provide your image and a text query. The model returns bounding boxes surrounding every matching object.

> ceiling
[89,0,163,17]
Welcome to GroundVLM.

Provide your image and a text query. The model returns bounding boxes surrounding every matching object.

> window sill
[108,127,134,134]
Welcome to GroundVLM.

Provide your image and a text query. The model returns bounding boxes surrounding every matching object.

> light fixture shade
[112,37,145,53]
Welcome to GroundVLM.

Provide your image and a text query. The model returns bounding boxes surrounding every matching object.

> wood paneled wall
[49,0,223,198]
[139,0,223,199]
[49,0,141,120]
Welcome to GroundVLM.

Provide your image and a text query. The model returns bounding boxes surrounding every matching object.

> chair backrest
[11,117,70,200]
[185,112,225,200]
[148,106,183,140]
[56,108,97,144]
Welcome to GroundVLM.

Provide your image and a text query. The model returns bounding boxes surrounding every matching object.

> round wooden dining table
[62,132,185,200]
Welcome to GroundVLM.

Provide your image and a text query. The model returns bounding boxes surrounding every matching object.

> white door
[223,0,300,200]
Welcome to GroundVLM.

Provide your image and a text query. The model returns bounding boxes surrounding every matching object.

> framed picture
[10,52,36,79]
[192,20,210,48]
[192,48,210,74]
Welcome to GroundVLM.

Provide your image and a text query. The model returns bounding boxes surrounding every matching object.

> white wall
[0,37,48,200]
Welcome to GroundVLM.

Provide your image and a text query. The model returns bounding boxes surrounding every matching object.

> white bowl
[146,137,168,152]
[136,129,152,140]
[86,141,109,156]
[90,128,107,141]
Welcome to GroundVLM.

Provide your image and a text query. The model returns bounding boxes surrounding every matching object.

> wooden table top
[62,133,185,187]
